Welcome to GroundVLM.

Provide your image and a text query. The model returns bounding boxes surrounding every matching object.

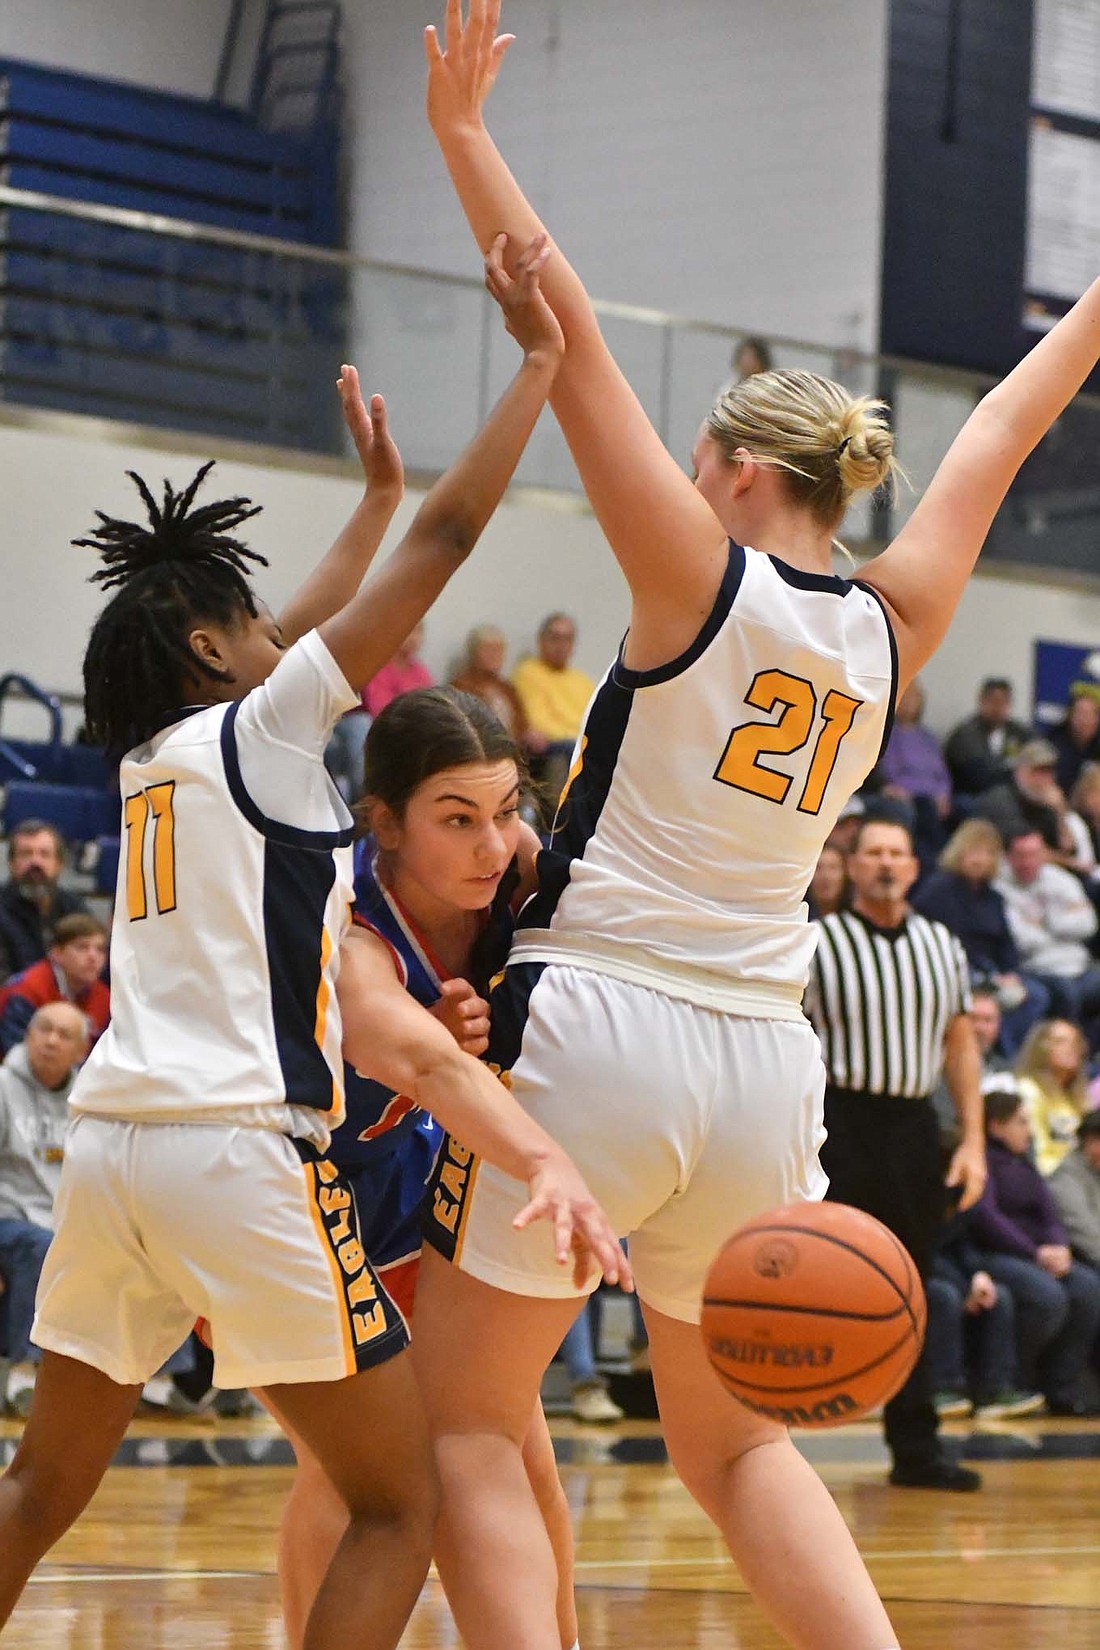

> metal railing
[3,184,1100,573]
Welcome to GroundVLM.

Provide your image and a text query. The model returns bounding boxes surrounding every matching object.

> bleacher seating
[0,674,117,858]
[0,57,346,450]
[3,781,118,850]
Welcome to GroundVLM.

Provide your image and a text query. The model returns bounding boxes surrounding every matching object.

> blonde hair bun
[707,370,900,527]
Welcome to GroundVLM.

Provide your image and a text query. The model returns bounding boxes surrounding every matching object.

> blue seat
[58,746,112,790]
[95,835,121,897]
[3,782,118,848]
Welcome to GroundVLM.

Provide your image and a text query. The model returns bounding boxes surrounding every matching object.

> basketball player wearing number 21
[411,6,1100,1650]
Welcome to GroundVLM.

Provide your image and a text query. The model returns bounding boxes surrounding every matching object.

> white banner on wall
[1025,0,1100,328]
[1033,0,1100,123]
[1025,122,1100,304]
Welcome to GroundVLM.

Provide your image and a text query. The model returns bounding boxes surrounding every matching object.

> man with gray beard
[0,823,89,982]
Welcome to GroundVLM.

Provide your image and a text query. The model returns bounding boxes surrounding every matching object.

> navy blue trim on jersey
[613,541,747,690]
[220,702,354,849]
[149,704,213,739]
[291,1138,411,1369]
[264,839,341,1113]
[850,580,900,763]
[517,671,637,934]
[767,555,854,596]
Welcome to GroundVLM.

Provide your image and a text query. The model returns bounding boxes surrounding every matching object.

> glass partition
[3,185,1099,578]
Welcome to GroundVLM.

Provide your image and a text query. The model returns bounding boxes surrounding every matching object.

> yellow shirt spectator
[512,613,594,744]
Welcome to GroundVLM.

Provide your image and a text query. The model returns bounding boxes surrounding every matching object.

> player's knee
[2,1454,92,1552]
[664,1415,785,1518]
[342,1446,440,1555]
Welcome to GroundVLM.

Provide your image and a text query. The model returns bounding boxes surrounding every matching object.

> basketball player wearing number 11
[409,6,1100,1650]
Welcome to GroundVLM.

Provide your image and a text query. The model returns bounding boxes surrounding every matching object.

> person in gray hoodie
[1049,1110,1100,1272]
[0,1002,87,1413]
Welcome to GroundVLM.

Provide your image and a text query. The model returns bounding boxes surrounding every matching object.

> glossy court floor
[1,1406,1097,1648]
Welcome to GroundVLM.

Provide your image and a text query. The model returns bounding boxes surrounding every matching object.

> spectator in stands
[0,823,90,983]
[969,985,1018,1083]
[557,1304,624,1424]
[826,794,865,856]
[914,819,1048,1055]
[926,1208,1042,1421]
[731,336,773,382]
[944,678,1030,802]
[970,1089,1100,1415]
[876,678,952,865]
[0,1003,88,1416]
[807,843,847,919]
[450,624,529,745]
[363,621,435,718]
[328,622,436,802]
[1048,1110,1100,1272]
[513,613,595,798]
[1069,762,1100,870]
[1050,689,1100,797]
[995,831,1100,1038]
[975,741,1076,865]
[1014,1019,1092,1176]
[0,914,109,1058]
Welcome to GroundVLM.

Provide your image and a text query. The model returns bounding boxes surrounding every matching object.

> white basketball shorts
[33,1116,409,1388]
[424,963,828,1324]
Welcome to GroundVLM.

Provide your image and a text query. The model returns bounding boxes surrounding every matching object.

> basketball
[701,1202,926,1428]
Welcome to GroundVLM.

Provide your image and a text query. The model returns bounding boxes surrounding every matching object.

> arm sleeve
[235,630,358,760]
[968,1185,1039,1260]
[951,936,973,1013]
[1048,1162,1100,1268]
[1046,869,1098,941]
[230,631,359,834]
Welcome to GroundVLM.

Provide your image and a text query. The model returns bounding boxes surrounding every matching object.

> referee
[807,816,987,1491]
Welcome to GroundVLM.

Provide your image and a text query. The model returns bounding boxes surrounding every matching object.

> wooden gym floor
[1,1409,1097,1647]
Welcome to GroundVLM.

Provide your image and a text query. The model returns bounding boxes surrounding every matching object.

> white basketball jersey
[512,544,896,1013]
[71,631,358,1141]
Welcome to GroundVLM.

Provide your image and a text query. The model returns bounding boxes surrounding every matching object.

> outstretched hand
[337,365,404,497]
[514,1150,633,1291]
[425,0,514,133]
[484,232,564,361]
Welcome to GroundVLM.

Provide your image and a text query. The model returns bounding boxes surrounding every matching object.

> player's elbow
[406,513,483,569]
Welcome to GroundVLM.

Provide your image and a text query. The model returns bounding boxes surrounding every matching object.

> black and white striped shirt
[808,909,971,1100]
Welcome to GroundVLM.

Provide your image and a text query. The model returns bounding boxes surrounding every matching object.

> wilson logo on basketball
[742,1393,860,1426]
[710,1337,834,1369]
[751,1238,799,1278]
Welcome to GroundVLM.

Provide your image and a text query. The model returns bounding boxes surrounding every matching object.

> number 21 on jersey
[124,782,178,920]
[714,669,862,816]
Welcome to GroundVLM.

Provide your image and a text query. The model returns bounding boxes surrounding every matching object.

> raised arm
[277,368,404,645]
[861,274,1100,688]
[319,237,564,691]
[338,928,629,1285]
[425,0,726,644]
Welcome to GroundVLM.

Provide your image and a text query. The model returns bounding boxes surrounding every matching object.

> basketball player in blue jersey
[273,686,581,1650]
[0,237,629,1650]
[403,7,1100,1650]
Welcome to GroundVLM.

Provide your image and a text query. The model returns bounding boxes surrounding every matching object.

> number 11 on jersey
[124,781,178,920]
[714,669,862,816]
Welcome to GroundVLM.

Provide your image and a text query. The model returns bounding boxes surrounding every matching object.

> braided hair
[77,462,268,756]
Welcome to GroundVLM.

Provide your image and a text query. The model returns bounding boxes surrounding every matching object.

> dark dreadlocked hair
[76,462,268,756]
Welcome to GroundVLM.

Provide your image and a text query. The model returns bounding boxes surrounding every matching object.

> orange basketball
[701,1202,926,1428]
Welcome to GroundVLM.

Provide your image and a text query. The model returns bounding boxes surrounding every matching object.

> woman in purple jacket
[970,1089,1100,1414]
